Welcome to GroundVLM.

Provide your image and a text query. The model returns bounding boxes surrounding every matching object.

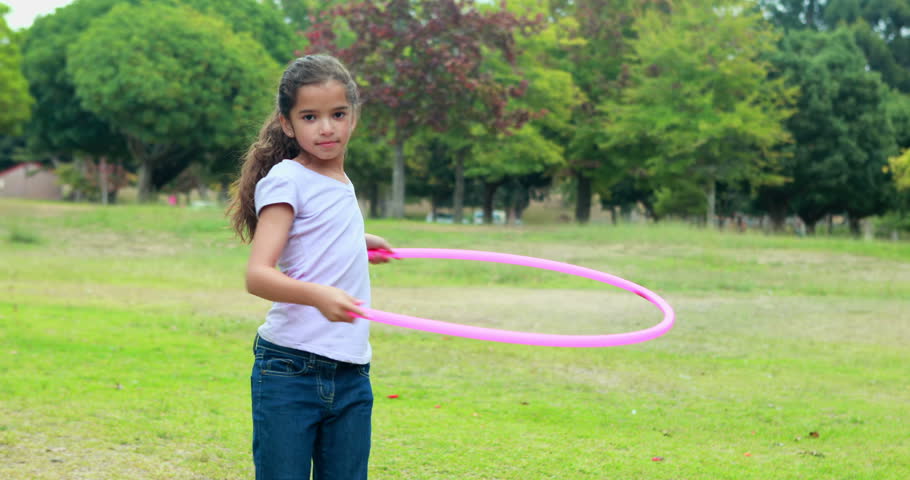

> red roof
[0,162,44,177]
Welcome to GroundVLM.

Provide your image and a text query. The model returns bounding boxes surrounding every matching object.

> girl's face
[279,80,357,166]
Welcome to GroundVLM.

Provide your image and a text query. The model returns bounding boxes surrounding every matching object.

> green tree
[890,149,910,191]
[604,0,795,226]
[275,0,349,33]
[759,28,897,233]
[21,0,291,201]
[0,3,33,135]
[67,3,279,201]
[464,0,578,224]
[555,0,664,223]
[467,123,564,224]
[886,148,910,228]
[760,0,826,30]
[764,0,910,94]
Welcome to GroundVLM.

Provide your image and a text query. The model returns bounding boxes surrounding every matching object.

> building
[0,163,62,200]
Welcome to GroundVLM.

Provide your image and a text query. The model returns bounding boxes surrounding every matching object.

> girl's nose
[319,118,334,135]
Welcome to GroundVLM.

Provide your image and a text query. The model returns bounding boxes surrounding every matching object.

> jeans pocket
[259,353,310,377]
[357,363,370,379]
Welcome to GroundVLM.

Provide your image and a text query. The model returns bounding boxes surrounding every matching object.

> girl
[228,55,391,479]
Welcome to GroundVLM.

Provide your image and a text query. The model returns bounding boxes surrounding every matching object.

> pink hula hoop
[362,248,675,347]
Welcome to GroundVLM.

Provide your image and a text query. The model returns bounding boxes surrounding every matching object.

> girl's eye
[334,112,346,119]
[303,114,316,121]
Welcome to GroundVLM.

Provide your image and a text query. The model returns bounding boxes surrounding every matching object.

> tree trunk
[137,157,153,203]
[769,210,787,232]
[368,183,380,219]
[72,156,84,201]
[220,179,231,204]
[128,137,155,203]
[390,137,406,218]
[98,156,109,206]
[514,205,526,224]
[706,178,716,228]
[575,171,592,224]
[849,216,862,237]
[482,180,503,224]
[453,156,465,224]
[805,221,816,235]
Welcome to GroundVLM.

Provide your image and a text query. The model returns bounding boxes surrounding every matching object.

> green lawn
[1,199,908,479]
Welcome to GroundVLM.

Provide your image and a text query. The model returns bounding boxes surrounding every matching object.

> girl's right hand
[313,285,366,323]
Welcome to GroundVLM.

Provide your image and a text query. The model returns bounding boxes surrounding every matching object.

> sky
[4,0,74,30]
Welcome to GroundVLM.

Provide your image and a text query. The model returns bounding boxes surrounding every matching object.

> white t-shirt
[253,159,371,364]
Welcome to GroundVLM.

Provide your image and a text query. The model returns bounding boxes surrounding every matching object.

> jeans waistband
[253,334,361,367]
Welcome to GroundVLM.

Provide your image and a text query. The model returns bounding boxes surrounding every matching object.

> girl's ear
[278,114,295,138]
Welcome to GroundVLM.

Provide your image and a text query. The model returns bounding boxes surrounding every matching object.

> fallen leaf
[809,431,820,438]
[651,456,664,462]
[387,394,399,399]
[744,452,752,457]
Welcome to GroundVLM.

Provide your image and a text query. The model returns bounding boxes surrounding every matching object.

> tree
[765,0,910,94]
[0,3,33,135]
[459,0,577,224]
[66,3,279,201]
[467,123,564,223]
[21,0,291,202]
[307,0,539,217]
[346,116,394,218]
[546,0,675,223]
[889,150,910,190]
[760,0,826,30]
[604,0,795,226]
[760,28,897,234]
[886,90,910,150]
[824,0,910,93]
[275,0,349,33]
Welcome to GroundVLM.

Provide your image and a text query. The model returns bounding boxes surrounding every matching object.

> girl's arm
[246,203,365,322]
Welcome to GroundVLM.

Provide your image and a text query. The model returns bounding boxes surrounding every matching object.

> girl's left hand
[365,234,393,264]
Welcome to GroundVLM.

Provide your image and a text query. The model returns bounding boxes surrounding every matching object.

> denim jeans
[251,334,373,480]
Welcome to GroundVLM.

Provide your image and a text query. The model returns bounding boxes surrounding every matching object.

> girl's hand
[313,285,366,323]
[365,234,394,264]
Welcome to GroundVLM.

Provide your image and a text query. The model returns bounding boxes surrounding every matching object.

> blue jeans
[251,335,373,480]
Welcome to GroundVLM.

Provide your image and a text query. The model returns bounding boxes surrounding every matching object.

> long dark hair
[228,55,361,242]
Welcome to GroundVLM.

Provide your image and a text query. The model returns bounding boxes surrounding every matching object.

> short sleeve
[254,174,300,217]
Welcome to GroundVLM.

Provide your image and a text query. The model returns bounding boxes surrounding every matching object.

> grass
[1,198,908,479]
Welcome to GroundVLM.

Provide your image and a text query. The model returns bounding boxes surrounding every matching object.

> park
[2,199,908,478]
[2,0,910,479]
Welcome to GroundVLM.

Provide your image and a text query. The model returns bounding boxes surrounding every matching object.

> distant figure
[227,55,392,480]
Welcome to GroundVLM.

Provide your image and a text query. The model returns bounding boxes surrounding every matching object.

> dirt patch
[372,286,661,336]
[0,426,218,480]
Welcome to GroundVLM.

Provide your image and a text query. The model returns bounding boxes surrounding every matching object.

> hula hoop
[361,248,675,348]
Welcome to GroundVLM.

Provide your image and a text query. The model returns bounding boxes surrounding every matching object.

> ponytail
[227,111,300,242]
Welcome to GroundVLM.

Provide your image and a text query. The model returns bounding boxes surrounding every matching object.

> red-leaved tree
[305,0,541,218]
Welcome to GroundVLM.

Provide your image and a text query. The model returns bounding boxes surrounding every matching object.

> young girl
[228,54,391,479]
